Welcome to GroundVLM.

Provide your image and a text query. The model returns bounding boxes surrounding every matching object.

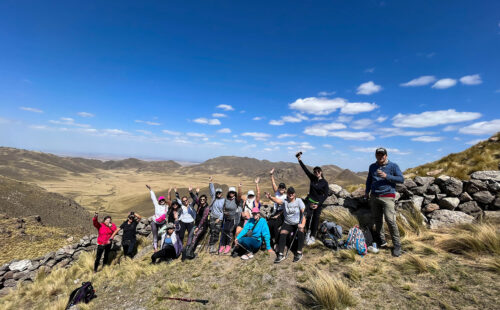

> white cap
[228,186,237,193]
[247,190,255,196]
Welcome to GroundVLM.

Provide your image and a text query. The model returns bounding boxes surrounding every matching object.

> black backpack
[66,282,96,309]
[318,221,344,251]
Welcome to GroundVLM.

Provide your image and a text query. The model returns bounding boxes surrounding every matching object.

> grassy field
[1,209,499,310]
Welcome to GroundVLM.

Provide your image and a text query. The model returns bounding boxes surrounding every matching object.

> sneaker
[380,241,388,248]
[392,246,402,257]
[223,245,231,254]
[274,253,285,264]
[218,246,224,254]
[306,236,316,246]
[209,245,217,254]
[293,252,303,262]
[368,246,379,254]
[241,254,250,260]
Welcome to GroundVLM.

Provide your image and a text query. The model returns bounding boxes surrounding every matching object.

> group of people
[92,148,404,271]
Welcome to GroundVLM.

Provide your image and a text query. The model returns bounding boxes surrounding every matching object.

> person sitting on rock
[267,168,287,250]
[151,222,183,264]
[110,211,142,258]
[146,184,170,252]
[364,147,404,257]
[233,207,273,260]
[235,177,261,238]
[92,212,117,272]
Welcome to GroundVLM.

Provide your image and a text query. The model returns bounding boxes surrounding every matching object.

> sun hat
[228,186,237,193]
[251,207,260,214]
[215,188,223,193]
[247,190,255,196]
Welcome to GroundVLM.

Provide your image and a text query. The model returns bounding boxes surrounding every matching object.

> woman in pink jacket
[93,212,117,272]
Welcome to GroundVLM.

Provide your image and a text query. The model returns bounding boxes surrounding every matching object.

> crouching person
[233,207,273,260]
[151,223,183,264]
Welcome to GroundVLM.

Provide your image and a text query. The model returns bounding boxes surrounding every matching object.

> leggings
[94,244,112,272]
[305,201,323,237]
[122,239,136,258]
[178,221,194,244]
[219,218,234,247]
[277,223,305,255]
[151,220,166,250]
[267,214,283,249]
[209,217,222,246]
[151,245,177,263]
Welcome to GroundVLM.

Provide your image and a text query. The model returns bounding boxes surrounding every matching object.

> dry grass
[438,224,500,256]
[405,132,500,179]
[399,254,439,274]
[321,207,359,231]
[301,268,357,310]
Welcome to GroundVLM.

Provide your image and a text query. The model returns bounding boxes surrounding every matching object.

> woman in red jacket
[93,212,117,272]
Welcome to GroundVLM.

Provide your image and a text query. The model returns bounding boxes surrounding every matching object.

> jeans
[209,217,222,246]
[219,217,234,247]
[370,196,400,247]
[238,237,262,253]
[94,244,111,272]
[122,239,136,258]
[178,221,194,244]
[151,220,165,250]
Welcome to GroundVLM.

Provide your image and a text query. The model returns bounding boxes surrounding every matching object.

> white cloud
[277,133,296,139]
[323,144,333,148]
[432,78,457,89]
[352,147,411,155]
[340,102,379,114]
[270,141,315,150]
[20,106,43,113]
[443,125,458,132]
[318,91,336,96]
[303,122,347,136]
[216,104,234,111]
[162,130,181,136]
[376,116,387,123]
[252,116,264,121]
[193,118,221,125]
[376,127,435,137]
[356,81,382,95]
[241,132,271,141]
[411,136,444,142]
[400,75,436,87]
[350,119,374,130]
[49,117,90,128]
[336,115,353,123]
[103,129,129,135]
[135,120,160,126]
[269,120,285,126]
[458,119,500,135]
[30,125,48,130]
[364,68,375,73]
[136,129,152,135]
[327,131,375,141]
[289,97,346,115]
[212,113,227,118]
[82,128,97,133]
[459,74,482,85]
[217,128,231,133]
[77,112,94,118]
[270,114,308,126]
[465,139,484,145]
[392,109,481,128]
[187,132,207,137]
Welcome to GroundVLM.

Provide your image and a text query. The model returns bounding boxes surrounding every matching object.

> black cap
[287,187,295,194]
[278,183,286,189]
[375,147,387,155]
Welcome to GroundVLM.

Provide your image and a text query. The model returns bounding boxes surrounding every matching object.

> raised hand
[239,182,243,187]
[196,187,200,193]
[255,177,260,184]
[189,185,193,192]
[168,187,172,193]
[295,152,302,160]
[209,176,213,182]
[269,168,275,175]
[264,192,271,199]
[145,184,151,190]
[174,187,177,193]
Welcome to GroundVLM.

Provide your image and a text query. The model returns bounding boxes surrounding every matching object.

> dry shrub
[399,254,439,274]
[321,208,358,232]
[301,269,357,310]
[439,224,500,256]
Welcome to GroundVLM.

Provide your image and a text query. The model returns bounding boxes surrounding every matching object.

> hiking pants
[209,217,222,246]
[219,217,234,247]
[305,201,323,237]
[188,224,208,248]
[238,237,262,253]
[178,221,194,244]
[122,239,136,258]
[94,244,111,272]
[267,215,283,249]
[151,220,165,250]
[151,245,176,263]
[277,223,305,254]
[370,196,400,247]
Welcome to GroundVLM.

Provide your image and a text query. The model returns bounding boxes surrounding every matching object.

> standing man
[365,147,404,257]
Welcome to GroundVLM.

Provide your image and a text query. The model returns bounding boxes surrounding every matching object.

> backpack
[318,221,343,251]
[345,225,368,256]
[66,282,96,309]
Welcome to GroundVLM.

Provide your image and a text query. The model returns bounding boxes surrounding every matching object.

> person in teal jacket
[234,207,273,260]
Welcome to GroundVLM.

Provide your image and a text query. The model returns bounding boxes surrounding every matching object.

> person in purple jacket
[365,147,404,257]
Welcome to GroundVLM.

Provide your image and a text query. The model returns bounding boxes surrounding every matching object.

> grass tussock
[321,208,359,231]
[404,132,500,179]
[337,249,357,263]
[301,269,357,310]
[439,224,500,256]
[485,257,500,274]
[399,254,439,274]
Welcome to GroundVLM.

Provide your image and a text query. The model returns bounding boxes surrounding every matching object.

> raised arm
[255,177,260,203]
[238,182,243,201]
[209,177,216,201]
[147,185,160,208]
[298,159,315,181]
[270,168,278,193]
[265,192,284,205]
[190,190,199,205]
[92,213,100,230]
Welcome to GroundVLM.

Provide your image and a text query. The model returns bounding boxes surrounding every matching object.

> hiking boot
[274,253,285,264]
[293,252,303,262]
[223,245,231,254]
[392,245,402,257]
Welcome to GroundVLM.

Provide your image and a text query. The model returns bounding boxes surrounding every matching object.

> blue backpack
[345,226,368,256]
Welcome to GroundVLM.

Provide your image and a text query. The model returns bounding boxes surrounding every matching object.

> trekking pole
[160,296,209,305]
[284,226,299,259]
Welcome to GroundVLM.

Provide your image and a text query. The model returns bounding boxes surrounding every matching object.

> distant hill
[405,132,500,179]
[0,175,94,234]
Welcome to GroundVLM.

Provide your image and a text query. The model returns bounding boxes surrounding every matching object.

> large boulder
[323,194,338,206]
[422,203,440,213]
[491,198,500,211]
[410,185,428,196]
[459,192,473,203]
[426,184,441,195]
[414,176,435,187]
[487,182,500,193]
[438,197,460,210]
[438,177,463,197]
[9,260,32,272]
[404,179,418,189]
[464,179,488,195]
[337,189,351,199]
[351,187,365,199]
[329,184,343,196]
[429,210,474,229]
[471,171,500,182]
[456,201,483,220]
[472,191,495,205]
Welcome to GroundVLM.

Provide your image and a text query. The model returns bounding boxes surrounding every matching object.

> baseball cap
[247,190,255,196]
[228,186,237,193]
[375,147,387,155]
[215,188,223,193]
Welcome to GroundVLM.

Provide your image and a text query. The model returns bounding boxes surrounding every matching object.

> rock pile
[322,170,500,229]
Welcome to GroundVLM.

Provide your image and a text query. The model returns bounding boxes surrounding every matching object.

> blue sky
[0,1,499,171]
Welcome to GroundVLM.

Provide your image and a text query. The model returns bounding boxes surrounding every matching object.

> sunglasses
[182,200,188,203]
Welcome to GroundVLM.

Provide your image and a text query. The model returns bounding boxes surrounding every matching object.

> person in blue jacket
[234,207,273,260]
